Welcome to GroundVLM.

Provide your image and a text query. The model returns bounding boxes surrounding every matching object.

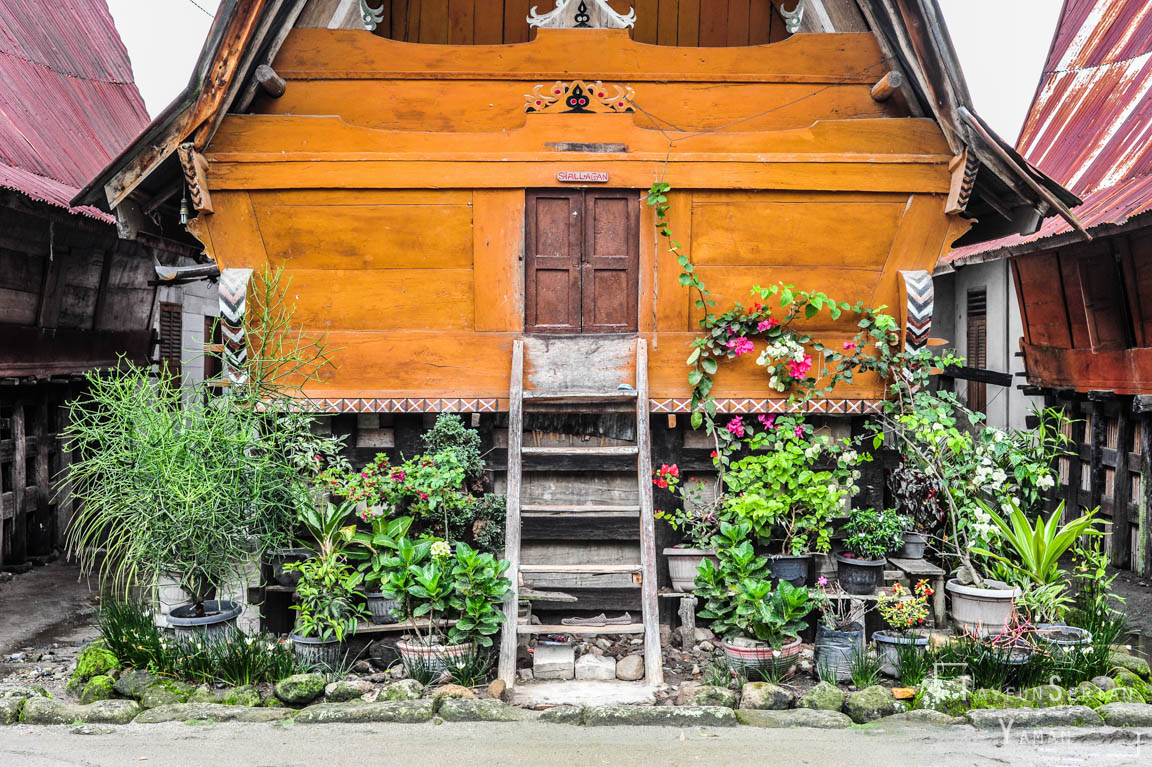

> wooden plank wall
[1049,393,1152,576]
[345,0,791,46]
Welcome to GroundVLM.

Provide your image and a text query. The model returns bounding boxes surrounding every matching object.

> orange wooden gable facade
[178,24,969,412]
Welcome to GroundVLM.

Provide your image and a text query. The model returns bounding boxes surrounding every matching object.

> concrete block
[575,653,616,681]
[533,644,575,681]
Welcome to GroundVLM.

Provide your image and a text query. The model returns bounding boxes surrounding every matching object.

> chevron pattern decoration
[899,269,933,351]
[219,268,253,385]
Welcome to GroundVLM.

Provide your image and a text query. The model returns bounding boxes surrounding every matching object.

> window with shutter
[966,287,987,412]
[158,303,183,381]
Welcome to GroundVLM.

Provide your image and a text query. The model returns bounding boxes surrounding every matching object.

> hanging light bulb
[179,188,190,225]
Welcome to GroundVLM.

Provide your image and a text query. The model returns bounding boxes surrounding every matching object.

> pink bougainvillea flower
[757,317,779,332]
[787,354,813,379]
[794,425,804,440]
[843,341,857,351]
[726,336,755,356]
[726,417,745,438]
[748,302,764,315]
[757,414,776,430]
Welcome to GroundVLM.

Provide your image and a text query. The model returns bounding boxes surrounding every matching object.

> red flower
[653,478,668,489]
[710,450,719,459]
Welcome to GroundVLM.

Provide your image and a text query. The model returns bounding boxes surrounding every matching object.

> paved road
[1,721,1148,767]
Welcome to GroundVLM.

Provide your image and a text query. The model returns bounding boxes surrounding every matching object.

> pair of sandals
[560,612,632,627]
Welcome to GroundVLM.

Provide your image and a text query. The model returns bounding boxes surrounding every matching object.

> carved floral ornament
[525,80,635,114]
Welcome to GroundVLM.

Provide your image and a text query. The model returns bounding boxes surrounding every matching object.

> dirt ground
[0,560,100,696]
[1109,567,1152,656]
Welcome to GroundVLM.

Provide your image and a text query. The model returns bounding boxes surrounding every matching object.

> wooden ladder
[498,337,663,686]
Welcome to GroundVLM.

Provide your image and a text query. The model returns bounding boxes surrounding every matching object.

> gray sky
[108,0,1064,145]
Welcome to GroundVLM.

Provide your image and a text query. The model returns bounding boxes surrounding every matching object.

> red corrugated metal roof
[947,0,1152,264]
[0,0,149,221]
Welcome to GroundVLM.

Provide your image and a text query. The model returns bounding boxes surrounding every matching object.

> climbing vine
[646,183,902,433]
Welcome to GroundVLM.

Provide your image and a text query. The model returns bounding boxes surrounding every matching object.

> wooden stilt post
[635,338,663,685]
[1114,402,1134,569]
[498,340,524,686]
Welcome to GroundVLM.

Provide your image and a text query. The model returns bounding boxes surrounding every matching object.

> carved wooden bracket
[945,148,980,214]
[525,80,634,113]
[218,268,253,385]
[176,143,213,215]
[899,270,934,352]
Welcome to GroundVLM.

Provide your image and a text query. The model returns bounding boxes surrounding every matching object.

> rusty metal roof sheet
[948,0,1152,264]
[0,0,149,221]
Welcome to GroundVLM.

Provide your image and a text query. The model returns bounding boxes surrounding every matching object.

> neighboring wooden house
[0,2,212,569]
[946,0,1152,575]
[75,0,1076,683]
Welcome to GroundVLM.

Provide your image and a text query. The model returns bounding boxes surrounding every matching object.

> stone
[112,670,160,699]
[1103,687,1146,705]
[890,687,916,700]
[1073,681,1100,700]
[967,705,1103,729]
[79,675,115,705]
[220,685,261,707]
[1114,670,1144,689]
[381,679,424,701]
[534,645,575,681]
[70,644,119,689]
[438,699,536,722]
[739,682,792,710]
[585,705,737,727]
[575,653,617,681]
[187,685,217,704]
[1110,652,1151,680]
[969,689,1033,710]
[425,684,476,701]
[21,698,139,726]
[1021,683,1070,708]
[70,724,115,735]
[1098,702,1152,727]
[684,685,739,708]
[538,705,584,725]
[697,641,715,652]
[324,680,374,703]
[0,698,23,725]
[294,700,436,724]
[797,681,846,712]
[274,673,327,705]
[735,708,852,729]
[0,684,47,700]
[487,679,506,700]
[694,628,715,642]
[875,710,965,726]
[913,677,970,716]
[517,668,534,683]
[594,638,613,651]
[134,703,290,724]
[844,685,899,724]
[615,654,645,681]
[139,681,192,710]
[1092,675,1117,692]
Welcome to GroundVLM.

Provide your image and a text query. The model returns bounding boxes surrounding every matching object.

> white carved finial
[360,0,384,31]
[528,0,636,30]
[781,0,806,34]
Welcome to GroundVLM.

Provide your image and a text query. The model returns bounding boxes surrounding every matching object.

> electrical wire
[183,0,215,17]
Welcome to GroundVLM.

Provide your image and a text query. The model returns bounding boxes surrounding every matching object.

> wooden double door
[525,189,639,334]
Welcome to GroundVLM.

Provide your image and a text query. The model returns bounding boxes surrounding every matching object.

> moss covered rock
[739,682,793,710]
[187,685,217,704]
[1113,670,1145,689]
[274,673,327,705]
[1110,652,1151,680]
[0,698,24,725]
[113,670,160,699]
[585,705,737,727]
[294,700,436,724]
[139,680,192,709]
[967,705,1102,729]
[844,685,899,724]
[67,645,119,697]
[913,678,969,715]
[969,689,1033,710]
[0,684,48,700]
[220,685,262,707]
[797,681,845,712]
[1098,702,1152,727]
[682,685,739,708]
[1021,684,1069,708]
[380,679,424,701]
[735,709,852,728]
[135,703,290,724]
[21,698,139,725]
[79,675,115,705]
[438,699,536,722]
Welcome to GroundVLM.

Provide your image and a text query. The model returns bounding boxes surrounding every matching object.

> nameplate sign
[557,171,609,183]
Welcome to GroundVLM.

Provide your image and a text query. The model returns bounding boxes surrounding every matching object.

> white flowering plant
[718,413,868,555]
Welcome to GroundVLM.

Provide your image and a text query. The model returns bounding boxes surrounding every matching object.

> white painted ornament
[528,0,636,29]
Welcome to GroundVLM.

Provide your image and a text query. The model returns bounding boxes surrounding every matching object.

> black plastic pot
[766,554,810,587]
[364,593,401,625]
[167,599,242,642]
[835,554,886,595]
[291,633,343,670]
[896,532,927,559]
[267,548,312,588]
[815,622,864,682]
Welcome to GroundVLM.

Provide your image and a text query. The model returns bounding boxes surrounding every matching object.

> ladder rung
[523,390,638,402]
[518,623,645,635]
[519,563,642,574]
[521,504,640,514]
[521,446,638,456]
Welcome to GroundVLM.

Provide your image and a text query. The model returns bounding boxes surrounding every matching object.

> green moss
[78,675,115,705]
[968,689,1034,710]
[67,645,119,697]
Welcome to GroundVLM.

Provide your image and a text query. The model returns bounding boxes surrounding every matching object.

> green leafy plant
[725,579,814,648]
[895,641,931,686]
[842,508,910,560]
[445,542,511,648]
[350,515,414,590]
[848,642,882,688]
[971,499,1102,586]
[876,579,933,635]
[695,522,771,635]
[285,502,369,642]
[1017,581,1074,624]
[422,413,484,480]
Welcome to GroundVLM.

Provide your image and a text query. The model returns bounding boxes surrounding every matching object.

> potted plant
[873,579,932,676]
[653,464,721,591]
[896,529,928,559]
[810,576,867,682]
[835,508,908,595]
[720,415,864,587]
[285,501,369,668]
[393,540,510,677]
[61,363,340,640]
[350,512,414,624]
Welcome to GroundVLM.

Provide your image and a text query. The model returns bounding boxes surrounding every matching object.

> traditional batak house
[946,0,1152,578]
[0,1,213,571]
[76,0,1078,684]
